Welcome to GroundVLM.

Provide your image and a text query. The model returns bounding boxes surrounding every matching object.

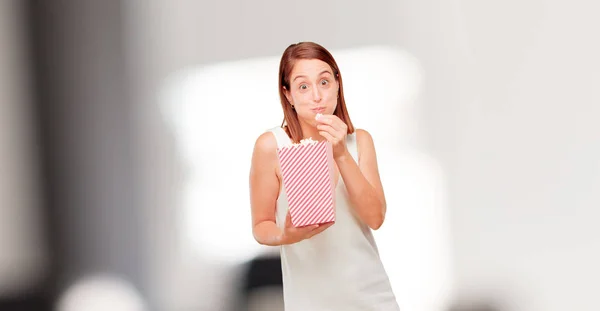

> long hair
[278,42,355,143]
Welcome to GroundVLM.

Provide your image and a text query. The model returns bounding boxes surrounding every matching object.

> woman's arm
[335,129,387,230]
[250,132,285,246]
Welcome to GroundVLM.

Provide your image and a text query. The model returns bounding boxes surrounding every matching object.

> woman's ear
[283,86,293,105]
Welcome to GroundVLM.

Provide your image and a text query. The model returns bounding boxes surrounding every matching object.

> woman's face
[284,59,339,126]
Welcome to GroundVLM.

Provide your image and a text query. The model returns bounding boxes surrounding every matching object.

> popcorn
[276,138,336,227]
[294,137,318,146]
[315,113,323,120]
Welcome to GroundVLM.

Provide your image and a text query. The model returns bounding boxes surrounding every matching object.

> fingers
[284,210,335,242]
[286,219,318,234]
[286,212,318,230]
[316,115,347,145]
[320,221,335,229]
[312,222,334,234]
[318,130,337,143]
[319,115,347,134]
[316,124,337,136]
[316,114,343,131]
[297,223,319,232]
[315,114,333,124]
[305,222,334,238]
[286,221,333,238]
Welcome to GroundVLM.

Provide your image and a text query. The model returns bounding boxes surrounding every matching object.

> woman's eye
[321,79,329,86]
[299,84,308,90]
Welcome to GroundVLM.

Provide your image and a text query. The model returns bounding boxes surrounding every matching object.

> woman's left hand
[316,114,349,160]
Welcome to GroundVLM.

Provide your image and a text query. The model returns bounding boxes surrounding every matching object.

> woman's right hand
[281,211,334,245]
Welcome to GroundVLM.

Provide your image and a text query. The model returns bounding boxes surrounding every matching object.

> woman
[249,42,399,310]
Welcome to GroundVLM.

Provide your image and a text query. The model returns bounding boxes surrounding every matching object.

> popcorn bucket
[276,138,336,227]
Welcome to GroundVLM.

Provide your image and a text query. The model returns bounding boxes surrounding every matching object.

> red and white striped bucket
[277,140,336,227]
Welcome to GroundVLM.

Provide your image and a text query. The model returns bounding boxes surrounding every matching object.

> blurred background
[1,0,599,310]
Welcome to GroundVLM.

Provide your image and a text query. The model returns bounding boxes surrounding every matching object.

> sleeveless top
[268,126,400,311]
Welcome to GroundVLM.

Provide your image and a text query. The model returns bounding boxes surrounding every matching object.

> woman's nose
[312,85,322,102]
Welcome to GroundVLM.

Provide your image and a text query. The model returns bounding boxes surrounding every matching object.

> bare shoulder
[253,131,278,155]
[355,128,374,142]
[354,129,378,162]
[355,128,376,149]
[251,130,279,176]
[250,130,281,198]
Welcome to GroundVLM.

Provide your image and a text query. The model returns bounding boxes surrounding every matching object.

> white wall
[437,1,600,310]
[124,1,600,310]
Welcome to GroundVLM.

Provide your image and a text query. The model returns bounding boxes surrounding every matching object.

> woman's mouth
[312,107,325,113]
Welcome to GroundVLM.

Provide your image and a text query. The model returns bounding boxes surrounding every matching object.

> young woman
[249,41,399,310]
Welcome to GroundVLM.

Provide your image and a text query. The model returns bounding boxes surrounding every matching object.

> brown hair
[279,42,355,143]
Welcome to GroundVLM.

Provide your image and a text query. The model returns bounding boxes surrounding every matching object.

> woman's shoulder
[353,128,377,157]
[354,128,372,139]
[252,126,285,156]
[353,128,375,145]
[254,129,278,150]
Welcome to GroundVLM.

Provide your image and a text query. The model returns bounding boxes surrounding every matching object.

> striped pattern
[277,141,335,227]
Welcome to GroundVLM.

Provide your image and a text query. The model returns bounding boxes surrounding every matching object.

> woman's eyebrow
[292,70,332,82]
[292,75,307,82]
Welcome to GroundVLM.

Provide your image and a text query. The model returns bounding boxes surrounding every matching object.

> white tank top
[268,126,400,311]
